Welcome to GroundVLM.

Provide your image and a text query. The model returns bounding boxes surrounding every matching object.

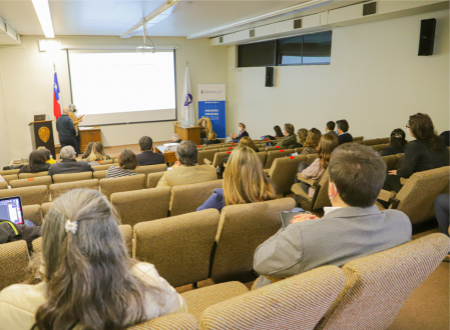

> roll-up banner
[198,84,226,138]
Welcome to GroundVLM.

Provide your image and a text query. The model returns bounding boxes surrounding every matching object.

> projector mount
[137,18,156,53]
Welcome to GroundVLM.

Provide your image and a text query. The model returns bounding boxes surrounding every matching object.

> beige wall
[0,36,228,161]
[227,9,449,140]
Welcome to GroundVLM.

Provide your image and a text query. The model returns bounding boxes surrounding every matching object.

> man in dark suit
[231,123,249,143]
[325,121,338,137]
[253,144,412,288]
[336,119,353,144]
[136,136,165,166]
[56,108,79,156]
[48,146,94,177]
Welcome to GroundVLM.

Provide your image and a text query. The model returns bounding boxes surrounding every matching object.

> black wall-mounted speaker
[265,67,274,87]
[249,29,255,37]
[363,2,377,16]
[418,18,436,56]
[293,19,302,29]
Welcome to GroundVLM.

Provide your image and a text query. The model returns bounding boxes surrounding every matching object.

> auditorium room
[0,0,448,329]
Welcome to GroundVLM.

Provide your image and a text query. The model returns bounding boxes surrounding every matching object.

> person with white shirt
[253,143,412,288]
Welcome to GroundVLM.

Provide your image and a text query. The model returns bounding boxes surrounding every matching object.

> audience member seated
[440,130,449,147]
[325,121,338,137]
[136,136,165,166]
[220,137,259,173]
[106,149,140,178]
[276,124,296,148]
[231,123,249,143]
[81,142,95,159]
[300,128,322,155]
[253,143,412,288]
[204,131,221,145]
[383,113,449,193]
[48,146,94,176]
[380,128,407,156]
[300,134,339,197]
[434,194,449,238]
[86,142,111,162]
[262,125,284,140]
[172,134,182,144]
[336,119,353,144]
[197,146,275,212]
[296,128,308,148]
[37,147,56,164]
[0,189,186,329]
[157,140,216,187]
[19,150,50,174]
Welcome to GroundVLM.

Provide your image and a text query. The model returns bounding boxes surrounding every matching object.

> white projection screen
[67,50,177,126]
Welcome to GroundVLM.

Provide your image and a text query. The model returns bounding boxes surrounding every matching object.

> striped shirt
[105,166,139,178]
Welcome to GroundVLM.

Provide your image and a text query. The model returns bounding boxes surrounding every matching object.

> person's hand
[388,170,397,175]
[291,214,318,224]
[231,134,237,139]
[171,161,182,169]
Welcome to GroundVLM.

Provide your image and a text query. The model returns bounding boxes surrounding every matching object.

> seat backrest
[23,204,43,226]
[53,172,93,183]
[362,138,381,146]
[92,164,114,171]
[0,185,49,205]
[353,136,364,141]
[0,240,30,290]
[380,137,390,144]
[133,209,220,288]
[382,155,399,172]
[316,233,450,330]
[0,182,6,190]
[170,180,223,216]
[203,145,223,150]
[212,152,231,167]
[395,166,450,225]
[198,149,219,165]
[201,266,344,330]
[0,169,20,176]
[220,147,235,152]
[126,313,198,330]
[99,160,113,165]
[265,146,283,152]
[211,198,296,282]
[269,155,307,196]
[41,202,53,219]
[1,174,18,184]
[306,153,319,164]
[295,147,304,154]
[10,176,52,188]
[111,187,171,226]
[395,153,404,169]
[256,151,267,166]
[135,164,167,176]
[371,144,388,152]
[50,179,99,200]
[264,149,294,169]
[147,172,166,188]
[100,174,146,199]
[18,171,48,179]
[311,169,332,210]
[93,170,108,180]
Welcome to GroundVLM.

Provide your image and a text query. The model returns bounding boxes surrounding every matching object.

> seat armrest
[204,159,212,165]
[400,177,409,185]
[378,189,396,202]
[297,173,316,186]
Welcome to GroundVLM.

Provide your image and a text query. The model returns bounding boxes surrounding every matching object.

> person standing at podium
[56,108,79,156]
[68,104,85,154]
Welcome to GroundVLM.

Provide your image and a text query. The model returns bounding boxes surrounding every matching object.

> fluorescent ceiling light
[31,0,54,38]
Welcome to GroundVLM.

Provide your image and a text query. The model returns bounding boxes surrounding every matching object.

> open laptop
[279,210,311,228]
[0,196,24,225]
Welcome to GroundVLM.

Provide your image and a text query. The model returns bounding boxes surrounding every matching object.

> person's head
[328,144,386,208]
[407,113,444,149]
[62,108,69,114]
[38,147,51,161]
[60,146,76,160]
[172,134,180,142]
[83,142,95,157]
[34,189,162,329]
[284,123,295,136]
[29,150,47,170]
[176,140,198,166]
[303,128,322,148]
[336,120,349,134]
[273,125,283,137]
[238,123,246,132]
[238,136,259,152]
[87,142,108,162]
[224,146,275,205]
[317,134,339,169]
[389,128,407,152]
[326,121,335,132]
[207,131,217,141]
[297,128,308,145]
[68,104,76,113]
[139,136,153,151]
[118,149,139,170]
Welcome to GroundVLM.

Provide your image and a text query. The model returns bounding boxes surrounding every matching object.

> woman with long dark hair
[381,128,407,156]
[300,128,322,155]
[19,150,51,174]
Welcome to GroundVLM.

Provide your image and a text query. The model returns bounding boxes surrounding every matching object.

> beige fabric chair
[268,155,307,197]
[380,137,390,144]
[50,179,99,200]
[10,176,52,188]
[198,150,220,165]
[1,174,18,184]
[126,314,198,330]
[18,171,48,179]
[265,146,284,152]
[211,198,296,283]
[199,266,344,330]
[362,138,381,146]
[295,147,304,154]
[371,144,388,152]
[41,202,53,219]
[353,136,364,142]
[292,169,331,211]
[219,147,235,152]
[212,152,231,168]
[93,170,108,179]
[92,164,114,171]
[203,145,223,150]
[23,204,43,226]
[119,224,133,257]
[111,187,171,226]
[0,169,20,176]
[170,180,223,216]
[147,172,166,188]
[316,233,450,330]
[100,174,146,199]
[264,149,294,169]
[99,159,113,165]
[395,153,404,169]
[382,155,399,171]
[32,236,42,253]
[53,172,93,183]
[135,164,167,176]
[133,209,220,288]
[0,182,6,190]
[256,151,267,166]
[0,240,30,290]
[0,185,48,205]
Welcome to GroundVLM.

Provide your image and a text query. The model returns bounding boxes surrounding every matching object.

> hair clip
[65,219,78,235]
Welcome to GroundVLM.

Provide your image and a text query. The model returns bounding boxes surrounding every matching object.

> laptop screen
[0,196,24,225]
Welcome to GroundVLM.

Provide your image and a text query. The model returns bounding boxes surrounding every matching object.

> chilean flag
[53,72,61,119]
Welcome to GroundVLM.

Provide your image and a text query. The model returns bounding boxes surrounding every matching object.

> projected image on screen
[68,51,176,125]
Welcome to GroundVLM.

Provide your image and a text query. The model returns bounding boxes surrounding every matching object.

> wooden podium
[29,120,56,158]
[79,126,102,153]
[173,123,202,145]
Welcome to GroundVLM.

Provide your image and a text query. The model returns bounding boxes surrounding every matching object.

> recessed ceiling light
[31,0,55,38]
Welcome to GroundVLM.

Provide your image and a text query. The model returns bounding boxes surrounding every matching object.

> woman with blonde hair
[204,131,221,145]
[198,146,275,212]
[0,189,186,330]
[301,128,322,155]
[87,142,111,162]
[238,136,259,152]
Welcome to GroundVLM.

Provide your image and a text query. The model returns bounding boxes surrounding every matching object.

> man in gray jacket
[254,143,412,288]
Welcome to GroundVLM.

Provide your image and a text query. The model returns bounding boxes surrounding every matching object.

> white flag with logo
[181,67,195,125]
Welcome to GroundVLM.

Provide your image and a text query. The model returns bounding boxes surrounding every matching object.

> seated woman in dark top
[261,125,284,141]
[383,113,449,193]
[19,150,50,174]
[204,131,221,145]
[381,128,407,156]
